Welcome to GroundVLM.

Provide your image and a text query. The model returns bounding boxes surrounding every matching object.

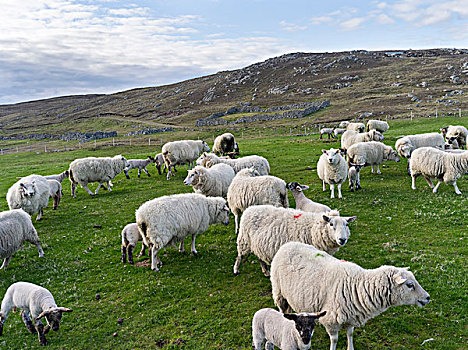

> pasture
[0,116,466,349]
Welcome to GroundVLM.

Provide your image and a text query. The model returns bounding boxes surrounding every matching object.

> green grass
[0,117,466,349]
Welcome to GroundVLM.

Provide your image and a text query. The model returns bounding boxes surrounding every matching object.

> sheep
[317,148,348,199]
[366,119,389,133]
[286,182,331,213]
[410,146,468,194]
[445,137,459,150]
[47,179,62,210]
[68,155,129,197]
[234,206,356,276]
[213,133,236,155]
[227,168,289,235]
[0,209,44,270]
[0,282,72,346]
[252,308,327,350]
[124,156,155,179]
[43,170,69,184]
[341,129,384,150]
[270,242,431,350]
[196,152,270,175]
[183,163,235,198]
[162,140,210,180]
[395,132,445,159]
[441,125,467,149]
[338,121,350,128]
[347,141,400,175]
[7,175,50,220]
[121,223,148,264]
[333,128,346,138]
[346,122,366,133]
[135,193,230,271]
[320,128,336,139]
[348,163,364,192]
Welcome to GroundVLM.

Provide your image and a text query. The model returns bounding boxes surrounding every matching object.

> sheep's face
[371,130,385,141]
[387,150,400,162]
[217,204,230,226]
[234,142,239,153]
[322,149,342,165]
[37,307,72,332]
[183,169,200,186]
[202,141,210,152]
[19,182,36,197]
[286,182,309,193]
[322,215,356,246]
[196,153,212,167]
[397,144,412,158]
[283,311,326,344]
[391,269,430,308]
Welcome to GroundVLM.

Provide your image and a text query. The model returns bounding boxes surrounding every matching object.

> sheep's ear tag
[394,275,407,285]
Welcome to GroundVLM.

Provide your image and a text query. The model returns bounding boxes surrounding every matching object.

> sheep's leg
[453,181,462,195]
[337,183,343,199]
[143,167,150,177]
[137,243,146,257]
[156,164,162,175]
[274,294,291,314]
[150,246,162,272]
[233,255,242,275]
[179,239,185,252]
[35,322,47,346]
[52,196,58,210]
[251,329,264,350]
[35,242,44,258]
[432,179,442,193]
[371,165,375,174]
[235,215,239,235]
[121,244,127,263]
[327,328,339,350]
[346,325,355,350]
[330,184,335,199]
[21,311,37,334]
[0,257,11,270]
[320,134,323,139]
[71,182,77,198]
[356,171,361,190]
[424,176,434,189]
[36,209,43,221]
[411,175,418,190]
[82,184,94,196]
[138,168,142,178]
[166,166,172,180]
[0,308,11,336]
[265,342,274,350]
[94,183,102,195]
[190,234,198,254]
[124,168,130,179]
[107,181,113,191]
[376,164,381,175]
[127,244,135,264]
[322,180,326,192]
[259,260,270,277]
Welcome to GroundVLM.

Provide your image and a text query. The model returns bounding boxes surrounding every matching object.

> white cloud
[310,16,333,25]
[340,17,366,31]
[279,20,308,32]
[375,13,395,24]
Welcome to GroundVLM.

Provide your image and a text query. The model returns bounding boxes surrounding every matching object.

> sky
[0,0,467,104]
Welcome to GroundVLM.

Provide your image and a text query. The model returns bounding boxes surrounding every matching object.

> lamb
[317,148,348,199]
[162,140,210,180]
[234,206,356,276]
[320,128,336,139]
[346,122,366,133]
[43,170,69,184]
[270,242,431,350]
[441,125,467,149]
[338,121,350,128]
[341,129,384,150]
[47,179,62,210]
[348,163,364,192]
[286,182,331,213]
[0,282,72,346]
[347,141,400,175]
[121,223,148,264]
[212,132,236,155]
[135,193,230,271]
[124,156,155,179]
[445,137,459,150]
[183,163,235,198]
[196,152,270,175]
[410,146,468,194]
[227,168,289,234]
[333,128,346,138]
[68,155,129,197]
[0,209,44,270]
[395,132,445,159]
[366,119,389,133]
[252,308,327,350]
[7,174,50,220]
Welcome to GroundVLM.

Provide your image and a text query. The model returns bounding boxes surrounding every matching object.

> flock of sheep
[0,121,466,348]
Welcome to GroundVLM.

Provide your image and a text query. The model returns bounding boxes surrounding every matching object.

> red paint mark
[294,213,302,219]
[340,260,347,262]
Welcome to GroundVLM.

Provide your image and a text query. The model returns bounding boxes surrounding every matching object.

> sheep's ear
[283,314,298,321]
[300,184,309,190]
[339,148,346,155]
[322,215,331,223]
[36,310,50,320]
[394,274,407,285]
[20,183,25,188]
[321,149,327,154]
[311,310,327,319]
[55,307,73,313]
[346,216,357,223]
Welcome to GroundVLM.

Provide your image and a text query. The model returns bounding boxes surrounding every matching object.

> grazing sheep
[366,119,389,133]
[0,209,44,270]
[68,155,129,197]
[234,206,356,276]
[7,175,50,221]
[338,121,350,128]
[124,156,155,179]
[0,282,72,346]
[445,137,459,150]
[395,132,445,159]
[47,179,62,210]
[135,193,230,271]
[196,152,270,175]
[410,147,468,194]
[213,133,236,155]
[441,125,467,149]
[348,163,364,192]
[183,163,235,198]
[317,148,348,199]
[341,129,384,150]
[346,122,366,133]
[333,128,346,138]
[286,182,331,213]
[270,242,431,350]
[320,128,336,139]
[162,140,210,180]
[121,223,148,264]
[43,170,69,184]
[227,168,289,234]
[252,308,327,350]
[347,141,400,175]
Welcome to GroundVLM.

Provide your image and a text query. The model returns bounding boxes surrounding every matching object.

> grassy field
[0,116,466,349]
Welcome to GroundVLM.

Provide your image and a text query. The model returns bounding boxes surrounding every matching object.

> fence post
[113,138,115,146]
[459,108,461,118]
[411,111,413,121]
[44,145,47,153]
[290,128,292,136]
[148,138,151,146]
[160,138,163,146]
[1,149,3,155]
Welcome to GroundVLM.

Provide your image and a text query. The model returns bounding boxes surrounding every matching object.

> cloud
[375,13,395,24]
[340,17,366,31]
[310,16,333,25]
[279,20,308,32]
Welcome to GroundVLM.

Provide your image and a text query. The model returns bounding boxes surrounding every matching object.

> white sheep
[317,148,348,199]
[348,163,364,192]
[286,182,331,213]
[0,209,44,269]
[213,132,236,155]
[183,163,235,198]
[320,128,336,139]
[346,122,366,133]
[410,146,468,194]
[333,128,346,138]
[441,125,467,149]
[162,140,210,180]
[338,121,350,128]
[68,155,128,197]
[6,174,50,220]
[121,223,148,264]
[0,282,72,346]
[227,168,289,234]
[395,132,445,159]
[270,242,431,350]
[366,119,389,133]
[47,179,62,210]
[124,156,155,179]
[252,308,327,350]
[347,141,400,175]
[43,170,69,183]
[196,152,270,175]
[341,129,384,150]
[135,193,230,271]
[234,206,356,276]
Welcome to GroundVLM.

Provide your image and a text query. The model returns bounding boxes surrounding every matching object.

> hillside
[1,48,467,140]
